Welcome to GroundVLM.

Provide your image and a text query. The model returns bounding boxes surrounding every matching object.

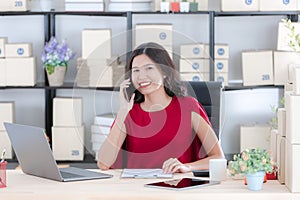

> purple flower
[41,36,75,68]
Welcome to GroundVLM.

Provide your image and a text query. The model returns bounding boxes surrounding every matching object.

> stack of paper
[91,113,115,160]
[65,0,104,11]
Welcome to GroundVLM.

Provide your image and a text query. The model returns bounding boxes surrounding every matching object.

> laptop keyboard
[60,171,84,179]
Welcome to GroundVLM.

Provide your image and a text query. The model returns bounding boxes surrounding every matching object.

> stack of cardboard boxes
[179,43,229,85]
[134,24,173,59]
[77,29,124,87]
[0,37,36,87]
[284,65,300,192]
[52,97,85,161]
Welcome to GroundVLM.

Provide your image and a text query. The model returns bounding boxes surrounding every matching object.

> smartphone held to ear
[123,86,135,102]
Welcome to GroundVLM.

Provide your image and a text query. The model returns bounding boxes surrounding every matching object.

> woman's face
[131,54,164,95]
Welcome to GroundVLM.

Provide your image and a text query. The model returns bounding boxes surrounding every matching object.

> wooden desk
[1,169,299,200]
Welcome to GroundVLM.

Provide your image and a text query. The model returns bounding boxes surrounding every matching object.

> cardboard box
[204,44,229,59]
[5,43,32,58]
[277,21,300,51]
[179,59,209,73]
[180,72,209,82]
[0,0,29,11]
[277,108,286,137]
[0,37,8,58]
[242,50,274,86]
[135,24,173,47]
[53,97,83,127]
[259,0,297,11]
[293,66,300,95]
[276,134,285,184]
[0,59,6,86]
[6,57,36,86]
[0,131,14,159]
[89,65,113,87]
[214,72,228,86]
[82,29,111,59]
[240,125,271,152]
[221,0,259,11]
[52,126,84,161]
[0,102,14,131]
[273,51,300,85]
[180,44,206,59]
[214,59,228,73]
[285,139,300,192]
[285,93,300,144]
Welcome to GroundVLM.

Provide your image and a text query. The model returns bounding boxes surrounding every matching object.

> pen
[0,149,6,163]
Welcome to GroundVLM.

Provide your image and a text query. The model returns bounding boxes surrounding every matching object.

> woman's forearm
[97,109,128,169]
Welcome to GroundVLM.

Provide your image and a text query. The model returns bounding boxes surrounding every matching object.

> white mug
[209,158,227,181]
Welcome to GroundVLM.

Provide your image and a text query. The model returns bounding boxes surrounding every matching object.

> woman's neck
[141,89,172,112]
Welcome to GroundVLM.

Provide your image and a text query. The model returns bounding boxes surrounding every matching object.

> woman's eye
[132,69,139,73]
[146,66,153,70]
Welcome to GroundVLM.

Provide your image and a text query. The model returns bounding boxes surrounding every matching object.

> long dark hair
[126,42,187,103]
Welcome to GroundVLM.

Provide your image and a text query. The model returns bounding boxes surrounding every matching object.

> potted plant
[189,0,198,12]
[229,148,277,191]
[180,0,189,12]
[170,0,180,12]
[42,36,75,86]
[160,0,170,13]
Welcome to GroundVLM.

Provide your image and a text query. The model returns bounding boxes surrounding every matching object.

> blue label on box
[217,48,225,56]
[192,62,199,70]
[14,1,23,7]
[71,150,80,156]
[262,74,270,81]
[193,47,200,55]
[216,76,224,82]
[159,32,167,40]
[217,62,224,70]
[192,75,201,81]
[17,48,24,55]
[245,0,253,5]
[283,0,290,5]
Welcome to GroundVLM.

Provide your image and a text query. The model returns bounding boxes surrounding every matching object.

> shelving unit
[1,10,299,161]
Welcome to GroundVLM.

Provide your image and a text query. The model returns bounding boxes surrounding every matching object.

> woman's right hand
[119,79,135,112]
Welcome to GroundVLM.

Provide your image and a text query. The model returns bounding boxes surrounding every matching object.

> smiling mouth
[139,81,151,88]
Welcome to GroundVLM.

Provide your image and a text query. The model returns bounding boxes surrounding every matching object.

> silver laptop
[4,122,113,182]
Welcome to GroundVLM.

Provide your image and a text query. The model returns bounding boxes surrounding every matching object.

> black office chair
[185,81,223,139]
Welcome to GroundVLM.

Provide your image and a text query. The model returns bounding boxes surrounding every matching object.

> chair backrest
[185,81,222,139]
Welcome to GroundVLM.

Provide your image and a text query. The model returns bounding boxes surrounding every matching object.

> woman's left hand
[162,158,191,174]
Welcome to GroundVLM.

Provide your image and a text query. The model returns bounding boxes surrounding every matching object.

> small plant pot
[160,2,170,13]
[170,2,180,12]
[180,2,189,12]
[189,2,198,12]
[245,171,265,191]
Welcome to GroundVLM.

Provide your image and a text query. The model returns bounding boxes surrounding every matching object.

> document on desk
[121,169,173,179]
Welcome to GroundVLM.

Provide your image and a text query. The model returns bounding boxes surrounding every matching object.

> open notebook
[121,168,173,179]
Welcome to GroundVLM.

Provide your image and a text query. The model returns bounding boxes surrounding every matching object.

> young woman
[97,42,224,174]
